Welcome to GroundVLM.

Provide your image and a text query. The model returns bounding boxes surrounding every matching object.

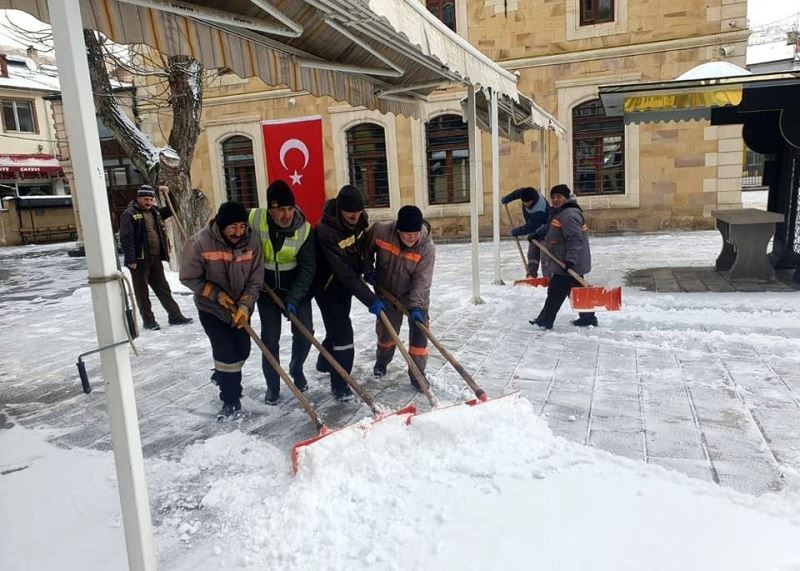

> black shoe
[331,386,354,402]
[291,368,308,392]
[265,387,279,405]
[169,315,193,326]
[373,363,386,378]
[410,376,429,392]
[210,370,219,385]
[143,321,161,331]
[217,400,240,420]
[529,319,552,330]
[571,318,598,327]
[316,354,331,373]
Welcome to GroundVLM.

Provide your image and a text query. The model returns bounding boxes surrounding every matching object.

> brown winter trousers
[130,255,183,324]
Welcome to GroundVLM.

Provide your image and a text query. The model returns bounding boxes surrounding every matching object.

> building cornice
[500,29,751,70]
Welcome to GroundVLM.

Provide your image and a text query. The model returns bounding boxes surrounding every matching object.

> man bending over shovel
[365,205,436,391]
[501,186,550,278]
[530,184,598,330]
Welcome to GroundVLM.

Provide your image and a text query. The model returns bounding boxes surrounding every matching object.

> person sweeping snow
[501,186,550,278]
[180,201,264,419]
[364,205,435,391]
[530,184,598,330]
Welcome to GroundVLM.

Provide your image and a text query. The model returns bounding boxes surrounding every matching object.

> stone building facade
[138,0,750,237]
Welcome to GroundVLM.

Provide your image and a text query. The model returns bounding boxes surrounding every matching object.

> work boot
[529,319,552,330]
[291,367,308,393]
[169,315,193,326]
[316,352,330,373]
[210,370,219,385]
[571,317,598,327]
[373,363,387,378]
[265,387,280,405]
[143,321,161,331]
[332,385,354,402]
[217,399,241,420]
[410,376,429,393]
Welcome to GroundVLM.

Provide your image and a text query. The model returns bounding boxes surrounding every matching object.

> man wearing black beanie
[248,179,315,405]
[180,201,264,419]
[364,205,435,391]
[314,185,383,400]
[501,186,550,278]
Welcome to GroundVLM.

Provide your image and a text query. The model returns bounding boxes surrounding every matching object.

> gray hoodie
[542,199,592,277]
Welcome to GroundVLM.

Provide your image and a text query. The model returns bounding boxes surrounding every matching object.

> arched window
[426,113,470,205]
[426,0,456,32]
[221,135,257,208]
[346,123,390,208]
[572,99,625,196]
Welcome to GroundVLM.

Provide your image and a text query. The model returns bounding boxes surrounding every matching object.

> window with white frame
[426,114,470,205]
[221,135,258,208]
[346,122,390,208]
[2,99,36,133]
[580,0,614,25]
[572,99,625,196]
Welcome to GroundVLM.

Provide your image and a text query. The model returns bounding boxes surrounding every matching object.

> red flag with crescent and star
[261,115,325,225]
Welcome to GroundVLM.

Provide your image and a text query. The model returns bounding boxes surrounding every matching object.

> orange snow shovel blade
[291,404,417,474]
[513,277,550,287]
[569,285,622,312]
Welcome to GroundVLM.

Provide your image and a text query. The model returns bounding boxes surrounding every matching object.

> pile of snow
[4,397,800,570]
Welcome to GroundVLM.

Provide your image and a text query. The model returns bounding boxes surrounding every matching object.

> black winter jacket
[314,198,377,307]
[119,201,172,265]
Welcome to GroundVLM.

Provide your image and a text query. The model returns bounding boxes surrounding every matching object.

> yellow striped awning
[623,88,743,113]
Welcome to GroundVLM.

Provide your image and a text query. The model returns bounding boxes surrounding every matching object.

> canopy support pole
[491,89,504,285]
[540,127,547,194]
[49,1,156,569]
[467,84,484,304]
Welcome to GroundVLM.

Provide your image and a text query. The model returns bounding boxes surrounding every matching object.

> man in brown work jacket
[365,205,435,391]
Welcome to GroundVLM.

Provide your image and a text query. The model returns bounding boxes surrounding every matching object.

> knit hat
[267,179,295,209]
[396,205,423,232]
[337,185,365,212]
[519,187,537,202]
[137,185,156,198]
[550,184,571,199]
[215,201,249,232]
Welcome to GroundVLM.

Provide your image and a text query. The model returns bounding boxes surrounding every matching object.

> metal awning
[462,92,566,142]
[599,71,800,124]
[1,0,524,122]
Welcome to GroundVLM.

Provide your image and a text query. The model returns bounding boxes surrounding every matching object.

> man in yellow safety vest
[248,180,315,405]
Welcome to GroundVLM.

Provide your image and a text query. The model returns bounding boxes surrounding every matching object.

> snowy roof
[675,61,752,81]
[0,54,59,92]
[747,41,797,65]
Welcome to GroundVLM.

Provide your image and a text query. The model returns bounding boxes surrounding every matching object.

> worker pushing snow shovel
[502,186,551,287]
[528,185,621,330]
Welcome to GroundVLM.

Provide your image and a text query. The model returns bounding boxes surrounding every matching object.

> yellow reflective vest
[247,208,311,272]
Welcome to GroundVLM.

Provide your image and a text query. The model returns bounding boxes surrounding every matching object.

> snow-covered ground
[2,199,800,569]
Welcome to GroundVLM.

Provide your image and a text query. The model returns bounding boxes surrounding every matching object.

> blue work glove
[285,302,297,317]
[409,308,425,324]
[364,271,376,286]
[563,260,575,272]
[368,299,385,316]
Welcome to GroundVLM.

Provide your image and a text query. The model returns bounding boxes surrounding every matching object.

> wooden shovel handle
[379,311,438,408]
[378,287,487,402]
[262,285,379,415]
[162,189,188,241]
[504,203,529,273]
[241,320,325,431]
[529,239,591,287]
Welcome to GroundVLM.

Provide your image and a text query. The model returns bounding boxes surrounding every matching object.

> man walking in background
[249,180,315,405]
[119,184,192,330]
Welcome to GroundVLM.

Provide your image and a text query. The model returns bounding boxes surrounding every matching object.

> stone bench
[711,208,784,281]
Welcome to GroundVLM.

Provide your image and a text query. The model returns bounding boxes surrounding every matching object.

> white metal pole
[48,2,156,570]
[540,127,547,194]
[466,84,484,304]
[490,89,503,285]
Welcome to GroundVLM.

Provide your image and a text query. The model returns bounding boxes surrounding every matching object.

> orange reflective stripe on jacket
[375,239,422,263]
[201,250,254,263]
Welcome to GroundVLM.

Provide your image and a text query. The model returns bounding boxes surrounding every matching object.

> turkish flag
[262,115,326,225]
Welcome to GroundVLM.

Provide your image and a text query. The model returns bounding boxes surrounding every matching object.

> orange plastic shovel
[530,239,622,312]
[504,204,549,288]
